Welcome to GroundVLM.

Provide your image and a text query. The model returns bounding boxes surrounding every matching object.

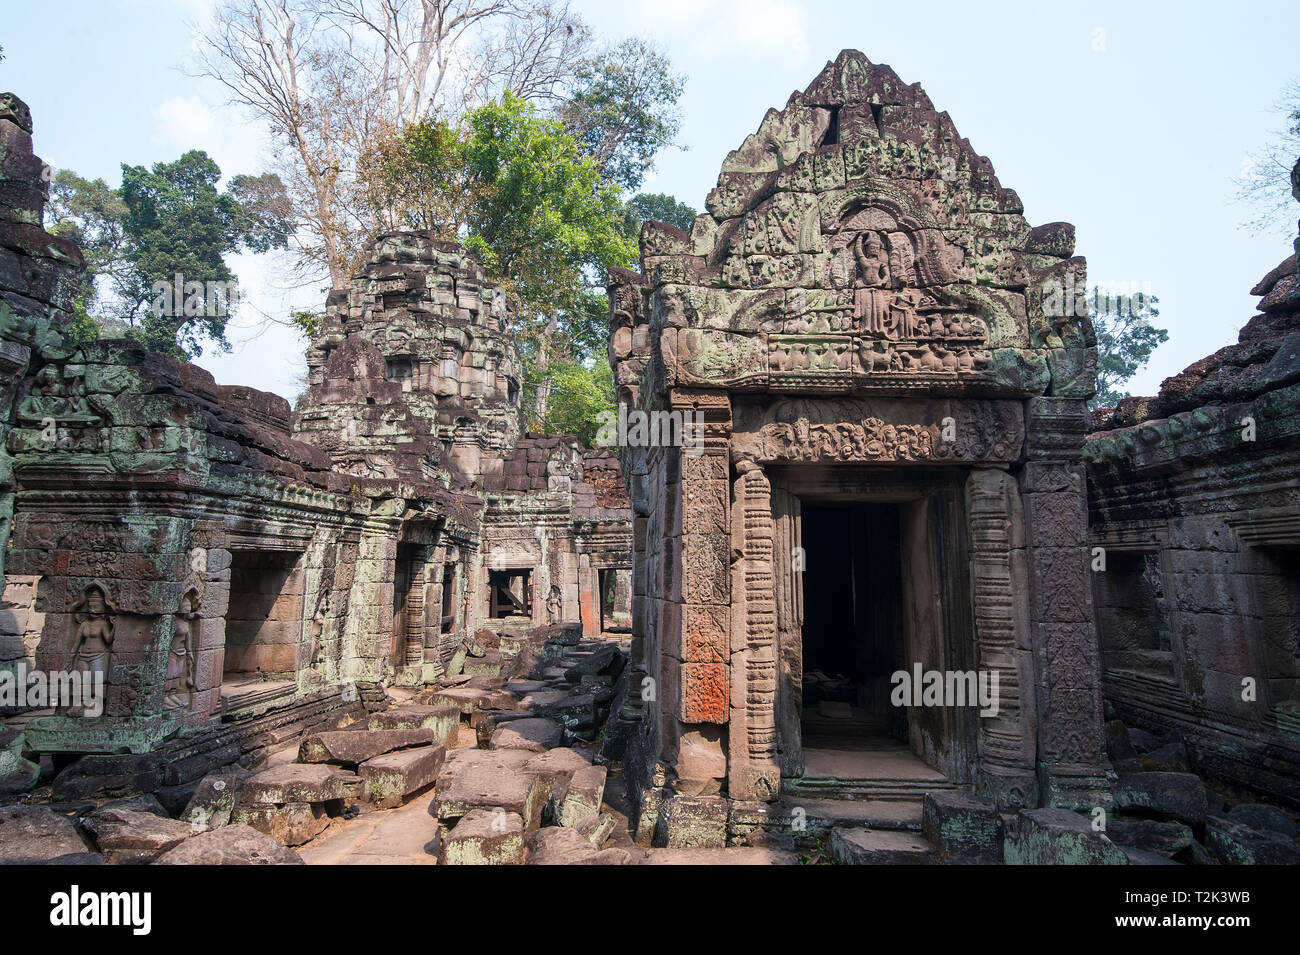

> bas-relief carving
[730,398,1024,465]
[668,207,1009,391]
[164,589,197,710]
[69,583,115,680]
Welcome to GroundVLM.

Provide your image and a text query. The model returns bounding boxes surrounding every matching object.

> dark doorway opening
[440,565,457,635]
[799,501,906,747]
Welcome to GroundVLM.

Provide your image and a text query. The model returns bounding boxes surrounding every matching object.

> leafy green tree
[46,151,291,358]
[461,93,635,317]
[539,357,615,445]
[557,38,685,192]
[1090,287,1169,410]
[46,170,129,340]
[622,192,698,239]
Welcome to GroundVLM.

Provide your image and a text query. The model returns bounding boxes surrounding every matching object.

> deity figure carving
[18,365,94,421]
[165,590,198,710]
[310,591,332,669]
[546,585,563,625]
[70,584,115,680]
[853,231,890,287]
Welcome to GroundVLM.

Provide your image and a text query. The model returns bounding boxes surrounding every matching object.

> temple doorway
[799,501,907,746]
[769,466,977,792]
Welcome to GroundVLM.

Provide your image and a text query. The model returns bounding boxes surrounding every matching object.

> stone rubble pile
[0,622,645,864]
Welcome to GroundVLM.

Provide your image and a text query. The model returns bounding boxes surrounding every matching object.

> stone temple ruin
[0,50,1298,865]
[610,49,1110,817]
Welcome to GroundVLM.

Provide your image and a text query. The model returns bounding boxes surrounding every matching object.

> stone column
[1022,397,1114,809]
[966,467,1038,807]
[727,457,781,801]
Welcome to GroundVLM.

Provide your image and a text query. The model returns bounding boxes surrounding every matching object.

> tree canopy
[1089,287,1169,411]
[46,151,291,358]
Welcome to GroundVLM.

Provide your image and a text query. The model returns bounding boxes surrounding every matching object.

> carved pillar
[728,457,781,801]
[966,467,1038,807]
[1022,397,1114,808]
[403,563,426,668]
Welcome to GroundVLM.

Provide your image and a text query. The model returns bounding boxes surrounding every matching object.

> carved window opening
[385,357,412,382]
[489,569,532,619]
[821,105,840,146]
[1095,550,1172,671]
[221,550,304,696]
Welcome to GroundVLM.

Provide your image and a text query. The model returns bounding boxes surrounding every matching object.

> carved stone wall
[1086,252,1300,808]
[0,93,631,774]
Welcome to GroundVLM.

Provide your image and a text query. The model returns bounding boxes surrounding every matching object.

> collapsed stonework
[0,92,631,800]
[1087,244,1300,810]
[608,50,1113,833]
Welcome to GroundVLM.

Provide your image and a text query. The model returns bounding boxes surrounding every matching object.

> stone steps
[830,827,938,865]
[731,795,925,839]
[784,776,961,801]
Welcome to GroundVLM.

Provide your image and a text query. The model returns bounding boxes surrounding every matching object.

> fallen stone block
[100,794,170,817]
[1138,741,1189,773]
[1127,727,1164,753]
[463,651,503,677]
[921,791,1003,863]
[1112,772,1208,827]
[1122,846,1181,865]
[1005,809,1128,865]
[80,807,193,865]
[635,788,666,847]
[239,764,361,805]
[1103,719,1137,761]
[0,805,91,863]
[439,808,524,865]
[1226,803,1299,838]
[576,812,619,847]
[513,687,597,727]
[428,687,494,715]
[1107,817,1194,858]
[564,644,624,683]
[432,750,549,831]
[367,705,460,745]
[181,773,244,832]
[523,748,593,821]
[299,727,437,765]
[154,824,304,864]
[831,828,936,865]
[661,794,727,849]
[559,764,608,828]
[525,825,632,865]
[489,717,563,753]
[359,744,446,809]
[50,753,162,801]
[1205,815,1300,865]
[231,802,330,847]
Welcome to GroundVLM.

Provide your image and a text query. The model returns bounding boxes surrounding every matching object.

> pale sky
[3,0,1297,402]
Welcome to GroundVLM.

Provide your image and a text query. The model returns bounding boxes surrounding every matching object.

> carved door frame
[764,464,978,786]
